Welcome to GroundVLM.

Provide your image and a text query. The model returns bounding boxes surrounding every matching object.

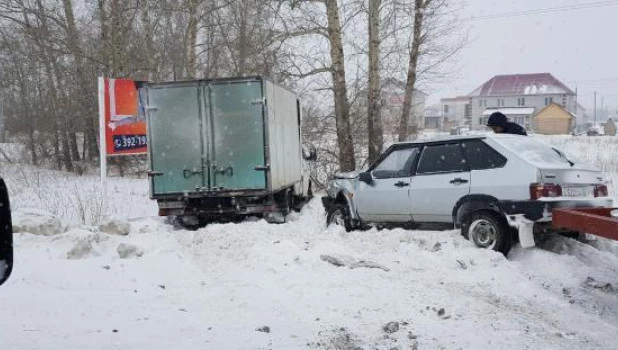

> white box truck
[144,77,315,228]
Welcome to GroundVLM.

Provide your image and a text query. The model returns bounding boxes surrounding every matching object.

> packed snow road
[2,199,618,349]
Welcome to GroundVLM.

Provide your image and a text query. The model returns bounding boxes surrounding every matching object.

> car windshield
[496,137,572,166]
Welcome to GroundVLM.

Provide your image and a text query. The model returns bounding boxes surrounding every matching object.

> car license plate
[563,186,590,197]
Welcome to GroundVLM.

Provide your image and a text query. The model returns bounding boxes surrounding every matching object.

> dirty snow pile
[1,197,618,349]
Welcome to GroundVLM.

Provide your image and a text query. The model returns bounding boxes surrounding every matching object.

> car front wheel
[326,203,352,231]
[463,211,512,255]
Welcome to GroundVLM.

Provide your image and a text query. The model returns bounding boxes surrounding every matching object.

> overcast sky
[428,0,618,115]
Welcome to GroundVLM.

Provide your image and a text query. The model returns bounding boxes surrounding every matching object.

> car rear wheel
[326,203,352,232]
[463,211,512,255]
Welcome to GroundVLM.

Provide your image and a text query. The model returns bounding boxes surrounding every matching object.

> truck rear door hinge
[255,165,270,171]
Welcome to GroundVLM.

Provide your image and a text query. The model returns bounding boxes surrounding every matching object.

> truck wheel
[279,189,292,217]
[463,211,512,255]
[176,215,201,231]
[326,203,352,231]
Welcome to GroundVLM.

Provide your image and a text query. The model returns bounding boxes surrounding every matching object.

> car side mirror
[302,143,317,161]
[0,179,13,287]
[358,171,373,185]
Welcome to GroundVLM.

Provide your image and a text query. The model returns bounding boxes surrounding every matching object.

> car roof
[390,133,527,146]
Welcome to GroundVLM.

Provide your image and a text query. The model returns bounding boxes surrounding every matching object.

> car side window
[372,147,419,179]
[416,143,466,174]
[461,140,507,170]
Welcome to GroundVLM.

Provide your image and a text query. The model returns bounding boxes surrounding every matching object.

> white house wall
[471,94,576,129]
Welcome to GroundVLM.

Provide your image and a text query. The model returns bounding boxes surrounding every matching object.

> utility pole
[594,91,597,124]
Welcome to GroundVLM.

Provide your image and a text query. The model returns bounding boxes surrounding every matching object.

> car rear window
[495,137,571,166]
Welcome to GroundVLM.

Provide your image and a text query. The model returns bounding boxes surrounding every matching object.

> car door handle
[449,178,469,184]
[394,181,409,187]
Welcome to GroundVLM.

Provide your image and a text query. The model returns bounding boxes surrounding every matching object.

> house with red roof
[468,73,577,132]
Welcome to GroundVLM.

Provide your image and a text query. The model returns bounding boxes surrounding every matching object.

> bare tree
[367,0,383,163]
[284,0,356,171]
[398,0,467,141]
[398,0,425,141]
[0,0,465,176]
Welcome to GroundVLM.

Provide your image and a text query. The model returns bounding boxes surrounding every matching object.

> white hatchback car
[322,134,612,254]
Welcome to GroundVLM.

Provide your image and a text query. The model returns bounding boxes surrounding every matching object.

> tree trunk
[54,127,61,169]
[140,0,155,80]
[110,0,123,75]
[70,132,81,162]
[62,0,91,163]
[236,3,248,75]
[325,0,355,171]
[98,0,110,71]
[36,0,75,172]
[28,126,38,165]
[398,0,425,142]
[367,0,383,164]
[61,130,74,172]
[19,74,37,165]
[186,0,199,78]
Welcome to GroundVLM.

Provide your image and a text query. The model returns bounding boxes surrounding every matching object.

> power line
[465,0,618,21]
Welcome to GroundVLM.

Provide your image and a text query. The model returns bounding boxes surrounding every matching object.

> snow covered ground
[1,135,618,349]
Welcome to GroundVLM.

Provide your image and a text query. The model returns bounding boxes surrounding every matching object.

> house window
[497,99,504,107]
[478,99,482,107]
[517,98,526,106]
[444,105,449,114]
[545,97,553,105]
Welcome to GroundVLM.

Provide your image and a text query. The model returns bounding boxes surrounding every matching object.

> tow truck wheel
[463,211,512,255]
[326,203,352,232]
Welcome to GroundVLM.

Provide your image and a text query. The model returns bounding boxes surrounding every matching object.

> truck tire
[326,203,352,232]
[176,215,201,231]
[276,189,293,218]
[462,211,512,255]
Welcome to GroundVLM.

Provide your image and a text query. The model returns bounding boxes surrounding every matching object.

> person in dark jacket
[486,112,527,135]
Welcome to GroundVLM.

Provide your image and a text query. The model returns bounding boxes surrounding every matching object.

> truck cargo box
[144,77,313,225]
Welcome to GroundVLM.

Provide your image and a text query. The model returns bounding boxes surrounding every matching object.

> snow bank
[12,208,64,235]
[1,199,618,349]
[99,218,131,236]
[0,163,157,226]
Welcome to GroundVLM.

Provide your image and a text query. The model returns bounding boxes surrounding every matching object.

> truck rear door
[147,83,206,194]
[207,81,266,190]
